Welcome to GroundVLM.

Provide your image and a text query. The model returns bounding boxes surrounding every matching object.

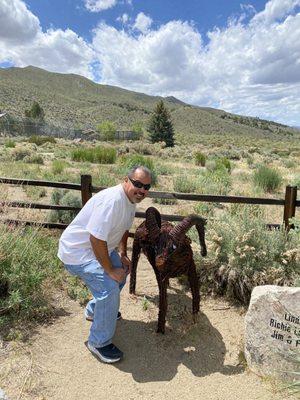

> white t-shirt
[57,184,136,265]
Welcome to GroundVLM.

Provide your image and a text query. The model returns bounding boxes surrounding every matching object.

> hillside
[0,66,298,143]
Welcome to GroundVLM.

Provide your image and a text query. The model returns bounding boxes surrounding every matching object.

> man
[58,165,152,363]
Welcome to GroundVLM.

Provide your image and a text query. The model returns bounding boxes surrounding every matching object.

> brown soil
[0,255,292,400]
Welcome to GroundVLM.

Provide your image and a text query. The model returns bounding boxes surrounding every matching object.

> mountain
[0,65,298,143]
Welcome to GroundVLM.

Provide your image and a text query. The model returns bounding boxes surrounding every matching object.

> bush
[71,147,116,164]
[194,152,206,166]
[153,197,177,205]
[52,160,67,175]
[119,154,157,185]
[28,135,56,146]
[0,223,61,327]
[24,154,44,164]
[49,190,81,224]
[253,165,282,192]
[198,169,232,195]
[4,139,15,148]
[198,207,300,304]
[173,175,198,193]
[11,148,32,161]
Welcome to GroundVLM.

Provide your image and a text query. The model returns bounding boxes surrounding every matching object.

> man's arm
[90,234,126,283]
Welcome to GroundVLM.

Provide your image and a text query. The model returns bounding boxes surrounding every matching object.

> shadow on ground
[112,291,243,382]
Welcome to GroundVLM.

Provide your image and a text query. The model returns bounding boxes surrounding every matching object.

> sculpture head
[145,207,207,270]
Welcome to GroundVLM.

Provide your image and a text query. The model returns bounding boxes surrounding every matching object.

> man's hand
[120,255,132,274]
[108,267,126,283]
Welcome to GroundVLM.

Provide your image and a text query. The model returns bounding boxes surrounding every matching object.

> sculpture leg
[188,260,200,315]
[157,277,168,334]
[129,238,141,294]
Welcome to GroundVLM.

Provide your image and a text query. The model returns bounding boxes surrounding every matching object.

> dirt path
[0,255,291,400]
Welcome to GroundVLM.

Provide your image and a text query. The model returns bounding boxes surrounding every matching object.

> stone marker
[0,388,9,400]
[245,285,300,380]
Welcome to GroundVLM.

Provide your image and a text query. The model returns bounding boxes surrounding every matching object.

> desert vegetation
[0,69,299,339]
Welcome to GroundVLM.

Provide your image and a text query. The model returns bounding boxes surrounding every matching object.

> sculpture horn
[145,207,161,242]
[169,215,207,256]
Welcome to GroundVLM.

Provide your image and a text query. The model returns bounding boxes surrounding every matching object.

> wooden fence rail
[0,175,298,231]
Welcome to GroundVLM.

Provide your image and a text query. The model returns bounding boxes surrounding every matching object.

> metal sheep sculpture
[129,207,207,334]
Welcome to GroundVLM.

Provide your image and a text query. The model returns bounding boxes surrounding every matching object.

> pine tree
[24,101,45,121]
[148,100,175,147]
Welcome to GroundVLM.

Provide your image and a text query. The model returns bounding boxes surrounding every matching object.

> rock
[0,388,9,400]
[245,285,300,380]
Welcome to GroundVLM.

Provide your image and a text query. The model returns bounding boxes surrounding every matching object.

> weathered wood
[0,201,80,211]
[81,175,92,206]
[1,219,68,230]
[92,185,285,205]
[0,177,81,190]
[283,185,297,230]
[0,218,282,232]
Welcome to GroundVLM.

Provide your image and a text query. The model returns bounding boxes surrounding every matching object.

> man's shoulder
[93,184,123,204]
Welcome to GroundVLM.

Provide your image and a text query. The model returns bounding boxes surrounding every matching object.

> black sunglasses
[128,177,151,191]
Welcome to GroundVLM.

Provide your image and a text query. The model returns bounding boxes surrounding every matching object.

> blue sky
[1,0,300,126]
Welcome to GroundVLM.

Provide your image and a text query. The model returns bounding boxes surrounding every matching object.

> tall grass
[253,165,282,192]
[0,223,61,330]
[71,146,116,164]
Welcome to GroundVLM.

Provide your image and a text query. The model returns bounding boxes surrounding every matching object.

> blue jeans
[64,250,126,348]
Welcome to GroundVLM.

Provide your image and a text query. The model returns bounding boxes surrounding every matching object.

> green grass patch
[71,146,116,164]
[253,165,282,192]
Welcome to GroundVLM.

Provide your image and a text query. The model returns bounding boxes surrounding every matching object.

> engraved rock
[245,285,300,380]
[0,388,9,400]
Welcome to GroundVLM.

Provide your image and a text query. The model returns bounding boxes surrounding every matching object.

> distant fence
[0,117,140,141]
[0,175,298,235]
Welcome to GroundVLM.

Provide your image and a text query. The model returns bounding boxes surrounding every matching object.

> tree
[147,100,175,147]
[131,121,143,140]
[24,101,45,121]
[96,120,116,141]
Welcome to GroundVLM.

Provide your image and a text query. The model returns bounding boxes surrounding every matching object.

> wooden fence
[0,175,298,233]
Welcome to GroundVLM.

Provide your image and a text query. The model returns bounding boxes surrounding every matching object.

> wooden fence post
[283,185,297,231]
[81,175,92,206]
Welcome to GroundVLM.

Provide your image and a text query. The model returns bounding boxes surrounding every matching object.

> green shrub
[28,135,56,146]
[0,224,61,328]
[94,173,116,187]
[154,162,175,176]
[52,160,67,175]
[153,197,177,205]
[292,174,300,188]
[197,206,300,304]
[216,157,231,172]
[23,186,47,200]
[49,190,81,224]
[4,139,15,148]
[11,148,32,161]
[198,169,232,195]
[173,175,198,193]
[71,146,116,164]
[193,202,214,216]
[119,154,157,185]
[253,165,282,192]
[24,154,44,164]
[194,152,206,166]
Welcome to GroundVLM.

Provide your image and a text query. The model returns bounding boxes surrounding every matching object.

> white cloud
[0,0,40,43]
[84,0,118,12]
[252,0,300,23]
[91,0,300,125]
[1,0,300,125]
[0,0,95,78]
[133,12,152,33]
[117,13,130,25]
